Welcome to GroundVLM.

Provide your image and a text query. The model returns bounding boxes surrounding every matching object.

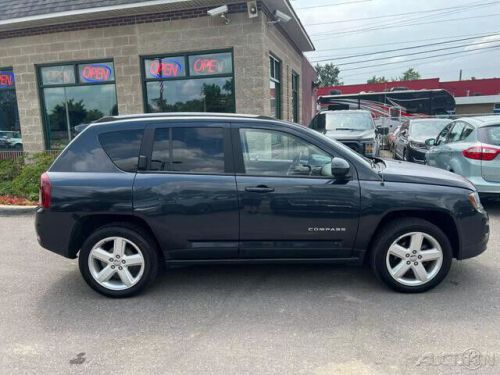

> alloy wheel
[385,232,443,287]
[88,236,145,291]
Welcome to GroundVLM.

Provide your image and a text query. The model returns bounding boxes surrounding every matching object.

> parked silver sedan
[426,116,500,195]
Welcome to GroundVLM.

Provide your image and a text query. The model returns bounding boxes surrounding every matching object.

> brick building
[0,0,316,152]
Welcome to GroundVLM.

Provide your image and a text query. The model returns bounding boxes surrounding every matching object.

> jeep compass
[36,113,489,297]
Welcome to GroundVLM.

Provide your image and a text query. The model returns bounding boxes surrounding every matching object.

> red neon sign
[149,59,183,78]
[81,64,113,83]
[0,71,15,88]
[192,58,224,75]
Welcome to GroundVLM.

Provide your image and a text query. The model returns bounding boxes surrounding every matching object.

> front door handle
[245,185,275,193]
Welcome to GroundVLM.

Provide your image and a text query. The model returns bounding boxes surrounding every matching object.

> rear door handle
[245,185,275,193]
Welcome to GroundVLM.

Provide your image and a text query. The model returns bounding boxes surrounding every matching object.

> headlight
[364,143,374,154]
[468,192,483,211]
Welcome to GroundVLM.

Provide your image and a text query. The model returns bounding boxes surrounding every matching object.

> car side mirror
[425,138,436,147]
[331,158,350,179]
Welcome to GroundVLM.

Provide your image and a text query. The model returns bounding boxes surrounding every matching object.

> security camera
[207,5,230,24]
[274,10,291,23]
[207,5,228,17]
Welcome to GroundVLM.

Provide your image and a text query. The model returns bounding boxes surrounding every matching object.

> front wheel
[370,218,452,293]
[79,224,159,298]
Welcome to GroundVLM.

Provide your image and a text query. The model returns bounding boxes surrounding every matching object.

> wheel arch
[364,209,460,264]
[68,214,162,260]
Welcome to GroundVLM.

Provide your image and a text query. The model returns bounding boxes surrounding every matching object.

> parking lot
[0,200,497,375]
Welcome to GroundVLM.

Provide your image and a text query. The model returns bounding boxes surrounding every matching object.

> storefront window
[292,72,299,123]
[38,61,118,150]
[0,68,22,151]
[143,50,235,113]
[270,55,281,119]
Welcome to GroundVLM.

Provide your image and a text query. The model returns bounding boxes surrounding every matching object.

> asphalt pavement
[0,201,499,375]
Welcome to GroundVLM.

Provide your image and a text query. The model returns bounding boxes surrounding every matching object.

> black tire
[370,218,453,293]
[79,223,160,298]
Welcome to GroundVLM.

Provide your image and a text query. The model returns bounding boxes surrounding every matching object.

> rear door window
[478,125,500,146]
[149,127,225,173]
[99,129,144,172]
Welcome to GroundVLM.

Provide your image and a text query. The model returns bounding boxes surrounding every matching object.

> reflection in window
[150,127,225,173]
[145,78,234,113]
[99,130,143,172]
[0,69,21,151]
[39,62,118,150]
[143,50,234,114]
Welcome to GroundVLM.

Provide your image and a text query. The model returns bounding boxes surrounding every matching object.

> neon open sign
[0,71,15,89]
[188,53,232,76]
[80,64,113,83]
[149,58,185,78]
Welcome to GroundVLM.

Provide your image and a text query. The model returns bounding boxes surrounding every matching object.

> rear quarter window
[479,126,500,146]
[99,130,144,172]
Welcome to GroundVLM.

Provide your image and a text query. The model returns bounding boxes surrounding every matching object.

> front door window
[240,128,333,177]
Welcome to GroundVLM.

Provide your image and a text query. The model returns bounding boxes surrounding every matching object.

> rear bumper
[467,176,500,194]
[35,208,77,258]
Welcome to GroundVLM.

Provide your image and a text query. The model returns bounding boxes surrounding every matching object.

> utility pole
[459,69,463,81]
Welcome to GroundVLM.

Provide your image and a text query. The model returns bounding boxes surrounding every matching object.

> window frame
[269,54,282,120]
[139,121,234,176]
[0,66,21,148]
[140,48,236,114]
[231,124,347,180]
[36,59,118,150]
[291,71,300,123]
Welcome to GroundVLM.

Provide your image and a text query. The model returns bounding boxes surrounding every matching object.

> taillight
[462,145,500,161]
[39,172,51,209]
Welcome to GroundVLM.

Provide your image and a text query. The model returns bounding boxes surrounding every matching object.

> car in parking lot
[309,110,381,157]
[36,113,489,297]
[426,116,500,196]
[0,131,22,150]
[394,118,451,163]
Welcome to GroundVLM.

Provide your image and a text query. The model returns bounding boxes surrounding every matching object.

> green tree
[398,68,421,81]
[367,75,388,83]
[315,63,343,87]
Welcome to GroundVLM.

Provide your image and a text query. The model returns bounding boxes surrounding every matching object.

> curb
[0,205,37,216]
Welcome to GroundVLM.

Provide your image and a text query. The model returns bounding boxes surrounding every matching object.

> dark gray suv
[36,113,489,297]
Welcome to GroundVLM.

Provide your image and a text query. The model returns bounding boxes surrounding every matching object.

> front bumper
[339,140,376,157]
[456,207,489,260]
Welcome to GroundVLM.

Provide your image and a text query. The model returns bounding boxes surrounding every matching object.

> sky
[289,0,500,84]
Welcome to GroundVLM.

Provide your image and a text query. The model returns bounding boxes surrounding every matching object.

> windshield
[325,112,373,131]
[479,125,500,146]
[409,120,450,139]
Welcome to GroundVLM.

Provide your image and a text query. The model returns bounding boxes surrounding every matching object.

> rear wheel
[79,224,159,297]
[370,218,452,293]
